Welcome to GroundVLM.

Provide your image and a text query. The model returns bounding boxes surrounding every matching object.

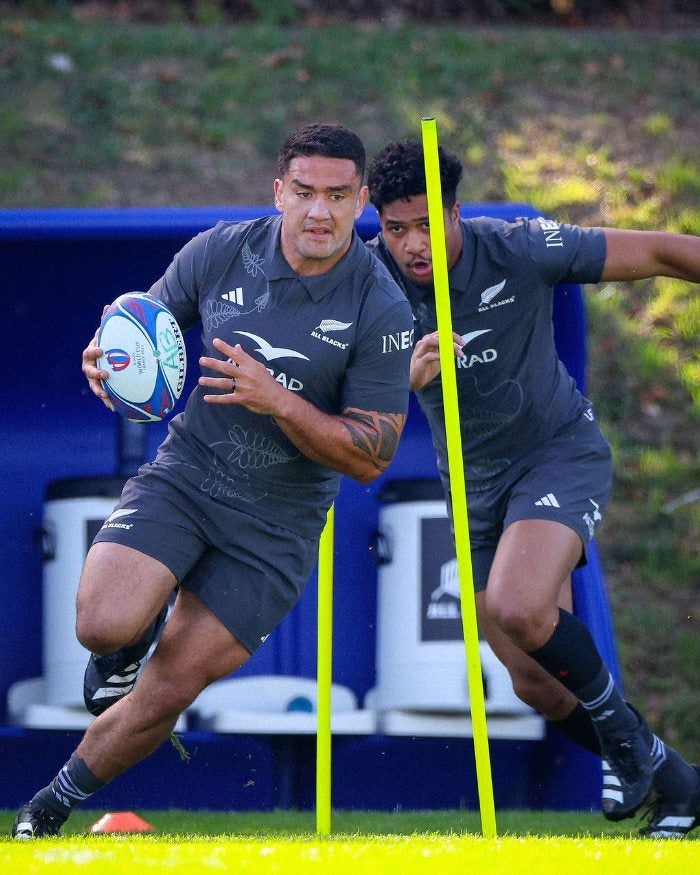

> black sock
[648,735,700,802]
[552,702,602,755]
[33,754,106,819]
[528,608,603,688]
[529,609,637,736]
[577,664,638,734]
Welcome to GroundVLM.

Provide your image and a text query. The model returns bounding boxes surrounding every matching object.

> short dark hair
[277,123,366,180]
[367,139,463,212]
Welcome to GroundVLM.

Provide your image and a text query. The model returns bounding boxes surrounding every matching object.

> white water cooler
[375,479,469,712]
[39,477,126,706]
[373,479,542,738]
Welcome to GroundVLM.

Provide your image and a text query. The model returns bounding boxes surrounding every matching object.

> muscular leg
[479,522,699,812]
[74,540,248,782]
[77,587,249,782]
[483,518,583,651]
[18,586,250,833]
[76,542,176,654]
[478,577,604,754]
[476,579,578,722]
[484,519,658,819]
[483,518,631,730]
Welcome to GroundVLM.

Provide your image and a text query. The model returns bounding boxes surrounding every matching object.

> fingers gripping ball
[97,292,187,422]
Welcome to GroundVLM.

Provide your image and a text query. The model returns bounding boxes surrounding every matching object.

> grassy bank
[0,11,698,759]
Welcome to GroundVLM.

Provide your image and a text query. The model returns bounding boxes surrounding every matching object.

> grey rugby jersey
[146,215,413,538]
[369,216,607,489]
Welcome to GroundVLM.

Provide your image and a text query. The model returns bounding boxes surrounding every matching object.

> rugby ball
[97,292,187,423]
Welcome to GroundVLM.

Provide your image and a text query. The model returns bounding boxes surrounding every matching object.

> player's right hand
[82,309,115,411]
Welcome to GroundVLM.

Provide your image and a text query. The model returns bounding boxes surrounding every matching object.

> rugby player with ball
[12,123,413,838]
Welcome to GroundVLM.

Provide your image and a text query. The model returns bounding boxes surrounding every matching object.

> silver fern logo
[203,293,270,330]
[317,319,353,333]
[479,279,506,306]
[311,318,353,350]
[242,241,265,277]
[212,425,300,470]
[478,279,515,313]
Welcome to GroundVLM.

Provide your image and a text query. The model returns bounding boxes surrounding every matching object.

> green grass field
[1,809,698,872]
[1,816,698,874]
[0,807,655,838]
[1,835,697,874]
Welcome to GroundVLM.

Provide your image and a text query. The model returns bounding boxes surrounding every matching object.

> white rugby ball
[97,292,187,423]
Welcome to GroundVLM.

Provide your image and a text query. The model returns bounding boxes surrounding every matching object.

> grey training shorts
[456,410,613,591]
[92,466,319,654]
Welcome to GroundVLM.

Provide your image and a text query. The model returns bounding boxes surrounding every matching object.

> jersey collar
[265,216,366,302]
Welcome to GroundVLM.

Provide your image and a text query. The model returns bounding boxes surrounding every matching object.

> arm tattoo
[341,409,405,473]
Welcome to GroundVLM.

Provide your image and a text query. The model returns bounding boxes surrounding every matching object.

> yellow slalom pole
[421,117,497,838]
[316,503,335,836]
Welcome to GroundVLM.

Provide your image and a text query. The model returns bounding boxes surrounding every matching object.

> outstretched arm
[199,339,405,484]
[601,228,700,282]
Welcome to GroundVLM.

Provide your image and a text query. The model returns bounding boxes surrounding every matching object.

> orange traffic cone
[90,811,156,833]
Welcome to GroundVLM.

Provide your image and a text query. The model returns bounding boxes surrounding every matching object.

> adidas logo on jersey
[535,493,560,507]
[222,287,244,306]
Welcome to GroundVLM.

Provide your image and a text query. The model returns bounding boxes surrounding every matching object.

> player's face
[274,155,368,276]
[378,195,463,287]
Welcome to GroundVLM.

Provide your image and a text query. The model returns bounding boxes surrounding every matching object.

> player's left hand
[199,338,287,416]
[410,330,464,391]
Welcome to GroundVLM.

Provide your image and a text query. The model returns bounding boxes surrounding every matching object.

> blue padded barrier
[0,204,619,812]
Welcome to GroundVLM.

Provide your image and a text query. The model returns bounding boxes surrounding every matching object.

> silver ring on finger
[230,377,237,393]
